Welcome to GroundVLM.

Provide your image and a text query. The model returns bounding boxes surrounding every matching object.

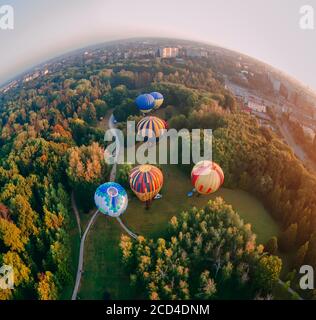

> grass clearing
[78,164,280,299]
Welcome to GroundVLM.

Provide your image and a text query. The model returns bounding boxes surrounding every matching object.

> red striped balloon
[129,164,164,202]
[191,161,224,195]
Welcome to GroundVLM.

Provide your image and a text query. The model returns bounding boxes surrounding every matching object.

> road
[277,118,307,162]
[71,115,118,300]
[276,116,316,173]
[71,208,99,300]
[278,279,303,300]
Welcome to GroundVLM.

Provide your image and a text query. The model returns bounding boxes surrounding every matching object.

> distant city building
[282,105,291,113]
[246,100,267,113]
[186,48,208,58]
[159,47,179,58]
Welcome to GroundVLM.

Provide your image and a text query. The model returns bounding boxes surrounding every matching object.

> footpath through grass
[78,164,279,300]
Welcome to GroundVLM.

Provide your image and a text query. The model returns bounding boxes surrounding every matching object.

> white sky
[1,0,316,90]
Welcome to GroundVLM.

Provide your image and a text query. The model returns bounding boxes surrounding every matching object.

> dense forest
[0,54,234,299]
[1,48,316,299]
[120,198,281,300]
[165,98,316,291]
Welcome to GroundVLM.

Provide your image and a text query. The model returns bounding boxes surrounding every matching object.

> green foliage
[36,271,59,300]
[66,142,110,212]
[279,224,298,252]
[121,198,280,300]
[0,48,314,300]
[253,255,282,292]
[117,163,133,189]
[265,237,278,255]
[113,98,139,122]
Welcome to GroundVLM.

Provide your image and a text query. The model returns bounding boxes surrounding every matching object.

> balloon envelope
[129,164,163,202]
[137,116,167,139]
[191,161,224,195]
[94,182,128,217]
[150,92,164,109]
[135,94,155,113]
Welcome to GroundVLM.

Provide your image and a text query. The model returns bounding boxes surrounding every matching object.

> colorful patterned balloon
[94,182,128,217]
[150,92,164,109]
[135,94,155,113]
[137,116,167,139]
[129,164,163,202]
[191,161,224,195]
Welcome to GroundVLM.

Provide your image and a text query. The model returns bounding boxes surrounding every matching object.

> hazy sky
[1,0,316,89]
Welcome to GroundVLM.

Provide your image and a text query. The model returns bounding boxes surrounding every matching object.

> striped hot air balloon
[150,92,164,109]
[191,161,224,195]
[94,182,128,217]
[135,94,155,113]
[129,164,163,203]
[137,116,167,139]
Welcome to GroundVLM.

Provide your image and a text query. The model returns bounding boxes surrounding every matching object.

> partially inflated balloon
[129,164,163,202]
[137,116,167,139]
[150,92,164,109]
[191,161,224,195]
[135,94,155,113]
[94,182,128,217]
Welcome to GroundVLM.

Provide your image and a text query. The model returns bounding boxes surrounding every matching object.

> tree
[94,99,108,119]
[195,270,217,299]
[294,242,309,269]
[169,115,189,130]
[265,237,278,255]
[279,223,297,252]
[10,195,39,237]
[224,93,236,111]
[121,198,280,299]
[36,272,58,300]
[254,255,282,292]
[0,218,25,252]
[117,163,133,188]
[0,203,10,220]
[305,233,316,268]
[66,142,110,211]
[297,215,310,246]
[113,98,139,122]
[80,102,97,125]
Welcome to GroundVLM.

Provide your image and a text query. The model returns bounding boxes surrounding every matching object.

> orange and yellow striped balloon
[137,116,167,139]
[129,164,164,202]
[191,160,224,195]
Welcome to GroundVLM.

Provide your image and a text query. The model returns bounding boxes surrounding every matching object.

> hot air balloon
[129,164,163,208]
[94,182,128,217]
[150,92,164,109]
[135,94,155,113]
[137,116,167,140]
[191,160,224,195]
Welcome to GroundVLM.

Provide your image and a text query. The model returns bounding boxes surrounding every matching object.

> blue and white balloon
[94,182,128,217]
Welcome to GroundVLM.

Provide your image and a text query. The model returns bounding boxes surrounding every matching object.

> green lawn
[60,206,80,300]
[78,164,280,300]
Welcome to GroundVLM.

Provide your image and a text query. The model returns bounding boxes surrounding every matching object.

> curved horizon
[1,0,316,92]
[1,35,315,97]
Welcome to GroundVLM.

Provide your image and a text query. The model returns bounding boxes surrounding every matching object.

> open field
[78,164,280,299]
